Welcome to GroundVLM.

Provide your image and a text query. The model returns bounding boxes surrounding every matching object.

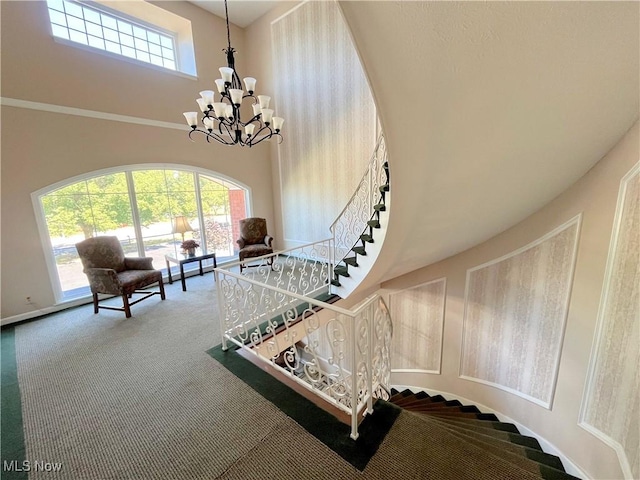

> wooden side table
[165,252,217,292]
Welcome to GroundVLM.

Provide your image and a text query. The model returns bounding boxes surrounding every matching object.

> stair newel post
[350,312,359,440]
[329,233,335,291]
[216,269,228,351]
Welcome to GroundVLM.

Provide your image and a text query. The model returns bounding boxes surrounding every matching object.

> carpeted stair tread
[396,399,459,410]
[352,246,367,256]
[438,423,575,480]
[343,257,358,267]
[334,266,349,277]
[421,414,521,434]
[391,392,438,406]
[360,234,374,243]
[389,388,414,403]
[424,416,542,451]
[388,389,576,479]
[373,203,386,212]
[425,411,500,421]
[426,416,540,450]
[397,390,438,405]
[389,392,412,403]
[405,412,569,480]
[391,396,448,409]
[367,219,381,229]
[425,419,563,470]
[405,403,480,413]
[379,184,389,193]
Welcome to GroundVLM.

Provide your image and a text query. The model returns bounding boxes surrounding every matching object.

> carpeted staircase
[389,388,580,480]
[332,161,389,288]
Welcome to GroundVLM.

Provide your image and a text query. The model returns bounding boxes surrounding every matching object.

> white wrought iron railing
[217,238,334,312]
[214,239,393,439]
[330,134,389,262]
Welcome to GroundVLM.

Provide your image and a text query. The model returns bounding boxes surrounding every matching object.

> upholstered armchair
[76,236,165,318]
[236,217,274,272]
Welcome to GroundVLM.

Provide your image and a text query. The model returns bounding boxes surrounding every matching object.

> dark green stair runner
[343,257,358,267]
[387,390,580,480]
[332,162,390,288]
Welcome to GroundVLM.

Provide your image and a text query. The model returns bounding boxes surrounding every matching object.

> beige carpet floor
[13,272,541,479]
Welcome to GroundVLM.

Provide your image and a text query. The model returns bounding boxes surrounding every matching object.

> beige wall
[244,2,301,246]
[380,121,639,479]
[245,1,376,248]
[1,1,275,318]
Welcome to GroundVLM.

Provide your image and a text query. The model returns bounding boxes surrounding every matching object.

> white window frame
[46,0,197,78]
[32,164,252,304]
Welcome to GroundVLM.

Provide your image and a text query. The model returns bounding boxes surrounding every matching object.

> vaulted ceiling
[338,1,639,282]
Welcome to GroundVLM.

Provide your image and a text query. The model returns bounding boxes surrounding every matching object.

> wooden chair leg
[122,293,132,318]
[159,278,166,300]
[92,293,99,314]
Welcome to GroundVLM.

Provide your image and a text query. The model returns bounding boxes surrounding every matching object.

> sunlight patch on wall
[271,1,377,244]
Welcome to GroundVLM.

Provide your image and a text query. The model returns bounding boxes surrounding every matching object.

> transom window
[47,0,177,70]
[35,167,250,301]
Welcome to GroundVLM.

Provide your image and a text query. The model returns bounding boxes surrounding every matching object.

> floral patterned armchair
[76,236,165,318]
[236,218,274,272]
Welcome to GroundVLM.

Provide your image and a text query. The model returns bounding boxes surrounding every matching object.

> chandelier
[183,0,283,147]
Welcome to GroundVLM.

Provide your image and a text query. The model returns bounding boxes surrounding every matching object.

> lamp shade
[172,216,193,235]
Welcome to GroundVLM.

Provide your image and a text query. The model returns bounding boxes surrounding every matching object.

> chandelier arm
[248,130,279,147]
[251,125,274,140]
[189,128,234,146]
[207,130,236,146]
[243,114,262,127]
[218,121,236,141]
[187,129,199,142]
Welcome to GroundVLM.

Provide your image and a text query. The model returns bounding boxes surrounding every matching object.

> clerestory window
[45,0,197,76]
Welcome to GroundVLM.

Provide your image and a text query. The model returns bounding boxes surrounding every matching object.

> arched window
[34,166,250,301]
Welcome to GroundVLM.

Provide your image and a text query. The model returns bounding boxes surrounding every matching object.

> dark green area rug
[207,344,400,471]
[1,327,28,480]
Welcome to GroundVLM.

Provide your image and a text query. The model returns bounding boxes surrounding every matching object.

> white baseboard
[1,266,221,327]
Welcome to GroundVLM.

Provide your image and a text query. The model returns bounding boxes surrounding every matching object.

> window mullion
[194,173,207,254]
[126,171,145,257]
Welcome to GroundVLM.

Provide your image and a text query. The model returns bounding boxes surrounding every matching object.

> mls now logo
[3,460,63,472]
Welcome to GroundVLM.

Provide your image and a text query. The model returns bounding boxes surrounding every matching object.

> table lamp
[172,216,193,242]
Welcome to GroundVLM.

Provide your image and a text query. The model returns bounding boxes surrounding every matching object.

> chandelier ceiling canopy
[183,0,283,147]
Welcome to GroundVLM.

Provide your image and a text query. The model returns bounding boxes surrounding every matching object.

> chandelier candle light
[183,0,283,147]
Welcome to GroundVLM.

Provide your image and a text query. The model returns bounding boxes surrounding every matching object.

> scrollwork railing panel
[215,243,393,440]
[330,134,388,264]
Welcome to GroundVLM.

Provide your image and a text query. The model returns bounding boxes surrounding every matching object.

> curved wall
[380,122,639,479]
